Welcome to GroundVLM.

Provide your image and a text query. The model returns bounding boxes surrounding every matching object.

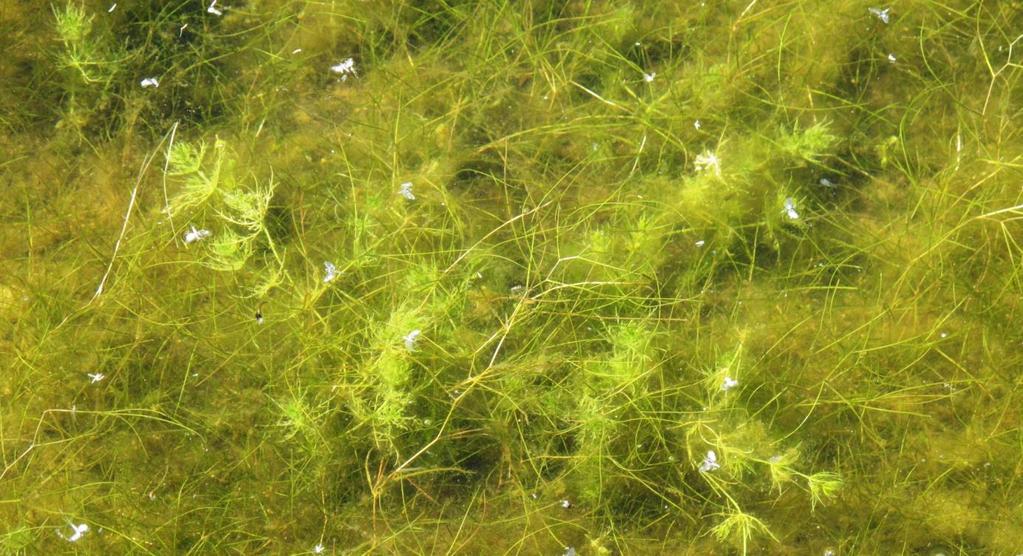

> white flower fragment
[58,522,89,542]
[698,450,720,473]
[207,0,223,16]
[721,376,738,391]
[693,150,721,176]
[313,544,325,554]
[869,7,890,24]
[783,197,800,220]
[887,53,897,64]
[694,119,702,130]
[398,181,415,200]
[560,499,571,509]
[140,77,159,88]
[330,58,357,80]
[183,225,212,244]
[403,329,421,352]
[643,72,656,83]
[323,261,338,283]
[88,372,106,384]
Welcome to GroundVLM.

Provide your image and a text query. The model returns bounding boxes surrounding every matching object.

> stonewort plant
[2,1,1023,554]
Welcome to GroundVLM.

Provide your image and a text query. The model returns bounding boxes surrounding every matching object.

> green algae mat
[2,1,1022,554]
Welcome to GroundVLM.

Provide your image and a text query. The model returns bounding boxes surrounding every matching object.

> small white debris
[819,177,835,187]
[721,376,738,391]
[330,58,357,80]
[887,53,897,64]
[323,261,338,283]
[698,450,720,473]
[398,181,415,201]
[179,23,189,36]
[183,225,212,244]
[783,197,800,220]
[693,150,721,176]
[694,119,702,130]
[58,522,89,542]
[207,0,223,16]
[108,3,117,12]
[88,373,105,384]
[564,547,577,556]
[291,48,303,55]
[695,240,706,247]
[140,77,159,88]
[869,7,890,24]
[313,544,325,554]
[643,72,656,83]
[403,329,421,352]
[560,499,571,509]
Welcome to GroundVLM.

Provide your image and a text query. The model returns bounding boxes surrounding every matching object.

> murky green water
[2,1,1022,553]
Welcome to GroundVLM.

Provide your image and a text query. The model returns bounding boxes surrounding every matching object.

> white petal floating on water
[868,7,890,24]
[140,77,159,88]
[183,225,212,244]
[398,181,415,201]
[58,522,89,542]
[323,261,338,283]
[783,197,800,220]
[330,58,357,81]
[699,450,720,473]
[207,0,223,16]
[721,376,738,391]
[403,329,421,352]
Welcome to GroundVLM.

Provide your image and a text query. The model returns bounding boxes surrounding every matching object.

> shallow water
[2,1,1022,554]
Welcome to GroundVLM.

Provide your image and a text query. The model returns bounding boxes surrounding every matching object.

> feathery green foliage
[3,1,1023,554]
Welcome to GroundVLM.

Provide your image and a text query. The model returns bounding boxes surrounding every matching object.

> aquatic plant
[3,0,1023,554]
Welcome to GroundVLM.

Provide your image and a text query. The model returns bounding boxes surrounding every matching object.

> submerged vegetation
[2,0,1023,553]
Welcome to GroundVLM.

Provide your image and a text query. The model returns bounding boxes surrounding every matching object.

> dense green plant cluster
[2,0,1023,553]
